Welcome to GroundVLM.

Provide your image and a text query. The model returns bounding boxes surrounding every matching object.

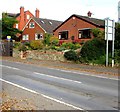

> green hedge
[80,38,105,63]
[64,50,78,61]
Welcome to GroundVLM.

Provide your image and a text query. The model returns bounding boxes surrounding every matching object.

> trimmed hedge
[64,50,78,61]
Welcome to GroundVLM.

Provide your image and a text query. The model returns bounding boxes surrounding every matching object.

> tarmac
[1,56,119,79]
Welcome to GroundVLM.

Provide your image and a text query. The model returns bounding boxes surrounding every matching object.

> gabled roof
[7,13,20,18]
[33,17,62,34]
[22,17,62,34]
[53,14,105,32]
[7,10,34,18]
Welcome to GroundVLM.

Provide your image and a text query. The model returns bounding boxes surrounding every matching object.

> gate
[0,41,13,56]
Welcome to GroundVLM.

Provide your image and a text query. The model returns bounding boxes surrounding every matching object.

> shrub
[56,46,66,51]
[64,50,78,61]
[61,42,80,50]
[115,49,120,65]
[74,43,81,50]
[43,33,52,45]
[13,42,21,48]
[18,43,27,52]
[50,36,59,46]
[30,40,43,50]
[92,28,105,39]
[80,38,105,63]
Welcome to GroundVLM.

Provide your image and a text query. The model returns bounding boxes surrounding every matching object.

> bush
[50,36,59,46]
[30,40,43,50]
[43,33,52,45]
[115,49,120,65]
[64,50,78,61]
[61,42,80,50]
[13,42,21,48]
[80,38,105,63]
[18,43,27,52]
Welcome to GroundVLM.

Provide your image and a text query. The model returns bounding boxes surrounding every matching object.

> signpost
[105,18,115,67]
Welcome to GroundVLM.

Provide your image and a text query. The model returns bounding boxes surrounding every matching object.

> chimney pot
[87,11,92,17]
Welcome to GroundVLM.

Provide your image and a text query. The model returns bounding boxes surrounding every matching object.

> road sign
[105,18,115,67]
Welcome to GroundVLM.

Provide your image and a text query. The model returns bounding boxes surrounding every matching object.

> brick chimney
[35,8,40,18]
[19,6,25,30]
[87,11,92,17]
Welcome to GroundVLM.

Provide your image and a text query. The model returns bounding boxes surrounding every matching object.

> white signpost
[105,18,115,67]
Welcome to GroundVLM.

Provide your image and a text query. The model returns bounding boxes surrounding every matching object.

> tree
[91,28,105,39]
[43,33,52,46]
[115,23,120,50]
[114,23,120,64]
[2,13,22,40]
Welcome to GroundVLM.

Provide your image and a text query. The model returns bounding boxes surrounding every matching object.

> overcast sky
[0,0,119,22]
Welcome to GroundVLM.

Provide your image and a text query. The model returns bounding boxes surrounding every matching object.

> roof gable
[53,14,105,32]
[22,18,46,32]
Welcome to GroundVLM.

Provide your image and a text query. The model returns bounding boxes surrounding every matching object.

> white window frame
[16,24,18,29]
[35,33,43,40]
[27,15,30,20]
[29,22,35,28]
[22,34,29,40]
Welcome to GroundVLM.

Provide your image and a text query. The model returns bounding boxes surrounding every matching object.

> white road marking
[48,67,119,81]
[34,72,82,84]
[1,63,118,81]
[0,65,20,70]
[0,78,84,110]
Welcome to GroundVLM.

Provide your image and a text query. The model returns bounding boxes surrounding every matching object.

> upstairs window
[35,33,43,40]
[27,15,30,19]
[59,31,68,40]
[29,22,35,28]
[78,28,91,39]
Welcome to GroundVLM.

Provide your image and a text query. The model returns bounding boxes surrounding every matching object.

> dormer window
[49,21,52,25]
[41,20,44,24]
[29,22,35,28]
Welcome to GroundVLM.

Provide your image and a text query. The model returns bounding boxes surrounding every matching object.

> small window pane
[29,22,35,28]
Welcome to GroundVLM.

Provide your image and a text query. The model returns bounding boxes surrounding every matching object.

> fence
[0,41,13,56]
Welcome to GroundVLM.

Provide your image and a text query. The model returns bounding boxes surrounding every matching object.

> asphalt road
[1,60,119,111]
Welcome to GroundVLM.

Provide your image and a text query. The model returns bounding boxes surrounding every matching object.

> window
[41,20,44,24]
[35,33,43,40]
[16,24,18,29]
[59,31,68,40]
[22,35,29,40]
[78,29,91,39]
[29,22,35,28]
[27,15,30,19]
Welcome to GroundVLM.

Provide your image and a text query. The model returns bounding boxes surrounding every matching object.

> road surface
[1,60,119,111]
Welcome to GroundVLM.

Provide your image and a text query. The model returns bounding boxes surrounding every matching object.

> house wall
[21,19,45,41]
[16,11,34,30]
[54,16,104,44]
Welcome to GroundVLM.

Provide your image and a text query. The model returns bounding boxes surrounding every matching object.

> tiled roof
[54,14,105,31]
[33,17,62,34]
[7,13,20,18]
[74,14,105,27]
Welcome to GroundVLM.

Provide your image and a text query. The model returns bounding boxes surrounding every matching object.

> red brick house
[53,13,105,44]
[21,17,62,41]
[7,7,39,30]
